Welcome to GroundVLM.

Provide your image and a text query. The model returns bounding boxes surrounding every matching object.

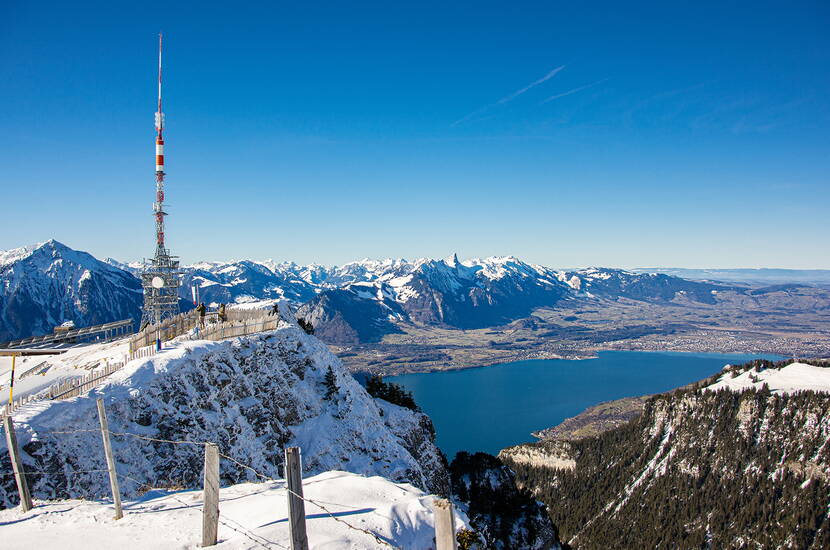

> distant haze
[632,268,830,286]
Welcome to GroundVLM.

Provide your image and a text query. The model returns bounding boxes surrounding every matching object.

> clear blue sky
[2,1,828,268]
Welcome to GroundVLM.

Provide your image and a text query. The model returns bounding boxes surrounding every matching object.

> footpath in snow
[0,470,464,549]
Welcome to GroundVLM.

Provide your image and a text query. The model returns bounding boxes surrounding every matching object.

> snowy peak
[0,240,143,342]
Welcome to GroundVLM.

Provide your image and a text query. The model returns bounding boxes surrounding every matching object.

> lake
[389,351,783,459]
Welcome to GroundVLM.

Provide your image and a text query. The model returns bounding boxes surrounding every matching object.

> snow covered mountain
[298,258,737,342]
[183,260,319,306]
[0,324,448,509]
[0,240,143,342]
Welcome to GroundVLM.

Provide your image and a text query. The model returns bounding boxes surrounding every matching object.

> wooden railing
[129,308,282,352]
[4,359,128,417]
[1,319,134,349]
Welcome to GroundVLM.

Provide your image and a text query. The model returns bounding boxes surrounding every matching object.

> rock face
[450,452,561,550]
[500,360,830,550]
[0,240,143,342]
[296,284,406,344]
[0,326,449,509]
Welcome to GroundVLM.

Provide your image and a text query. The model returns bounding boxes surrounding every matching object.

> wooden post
[433,498,457,550]
[96,399,123,520]
[7,354,17,407]
[202,442,220,547]
[285,446,308,550]
[3,415,32,512]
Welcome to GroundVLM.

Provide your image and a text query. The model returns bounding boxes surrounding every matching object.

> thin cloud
[540,78,609,104]
[452,65,565,127]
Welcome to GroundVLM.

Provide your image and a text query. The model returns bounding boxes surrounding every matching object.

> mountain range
[1,240,749,343]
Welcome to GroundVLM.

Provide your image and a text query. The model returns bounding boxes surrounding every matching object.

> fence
[4,310,285,419]
[1,319,134,349]
[1,405,460,550]
[129,308,283,353]
[3,359,129,418]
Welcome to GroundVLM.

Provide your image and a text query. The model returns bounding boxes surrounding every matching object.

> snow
[706,362,830,394]
[1,327,448,508]
[0,470,468,550]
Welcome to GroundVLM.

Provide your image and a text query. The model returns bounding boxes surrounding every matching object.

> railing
[1,319,134,349]
[129,308,282,352]
[5,309,284,418]
[3,360,128,417]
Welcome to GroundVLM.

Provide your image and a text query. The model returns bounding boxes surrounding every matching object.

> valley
[335,295,830,375]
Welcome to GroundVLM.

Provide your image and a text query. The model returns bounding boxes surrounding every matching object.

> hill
[500,360,830,549]
[0,325,447,508]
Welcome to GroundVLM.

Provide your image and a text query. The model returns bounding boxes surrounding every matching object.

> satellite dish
[151,276,165,289]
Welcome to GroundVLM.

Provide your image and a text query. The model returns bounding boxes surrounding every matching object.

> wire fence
[1,419,413,549]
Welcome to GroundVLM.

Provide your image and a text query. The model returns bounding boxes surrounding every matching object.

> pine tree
[324,366,339,400]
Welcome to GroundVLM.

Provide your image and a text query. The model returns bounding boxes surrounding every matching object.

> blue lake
[389,351,783,459]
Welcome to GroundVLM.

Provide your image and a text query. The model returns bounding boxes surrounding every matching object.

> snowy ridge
[0,325,448,508]
[706,362,830,394]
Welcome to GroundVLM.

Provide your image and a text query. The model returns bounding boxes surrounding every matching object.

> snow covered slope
[0,240,143,341]
[0,326,448,509]
[706,361,830,394]
[0,471,468,550]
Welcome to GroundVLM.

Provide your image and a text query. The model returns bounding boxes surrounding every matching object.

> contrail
[452,65,565,127]
[540,78,608,104]
[496,65,565,104]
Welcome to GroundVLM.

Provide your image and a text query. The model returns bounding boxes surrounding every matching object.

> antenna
[157,33,163,119]
[141,33,181,328]
[155,33,164,136]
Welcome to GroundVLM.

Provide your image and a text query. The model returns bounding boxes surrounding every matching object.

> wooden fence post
[3,415,32,512]
[433,498,457,550]
[202,442,220,547]
[96,399,123,520]
[285,446,309,550]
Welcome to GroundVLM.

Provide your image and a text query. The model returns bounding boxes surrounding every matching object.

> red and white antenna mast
[154,33,166,254]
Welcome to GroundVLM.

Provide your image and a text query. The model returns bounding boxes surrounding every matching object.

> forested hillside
[501,360,830,549]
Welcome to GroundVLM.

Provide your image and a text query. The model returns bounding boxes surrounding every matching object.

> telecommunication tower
[140,34,182,328]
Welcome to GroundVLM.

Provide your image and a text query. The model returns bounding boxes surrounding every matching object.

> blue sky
[1,1,828,268]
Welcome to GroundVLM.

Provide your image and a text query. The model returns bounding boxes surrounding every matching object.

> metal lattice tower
[141,34,181,328]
